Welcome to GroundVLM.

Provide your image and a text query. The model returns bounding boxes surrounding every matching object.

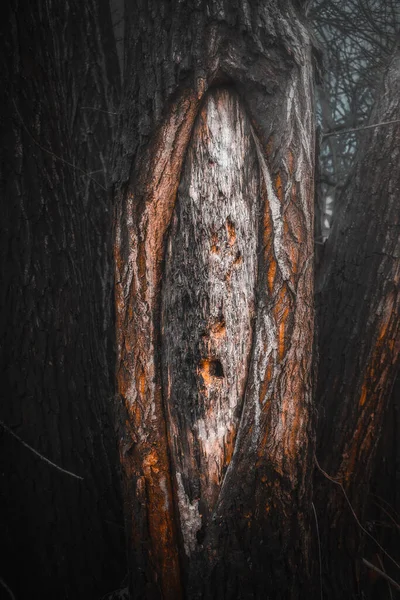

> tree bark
[0,2,125,597]
[161,88,261,561]
[113,1,315,597]
[3,3,400,600]
[315,45,400,598]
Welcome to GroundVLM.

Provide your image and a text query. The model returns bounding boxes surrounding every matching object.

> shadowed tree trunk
[366,372,400,600]
[315,44,400,599]
[0,1,126,597]
[113,1,316,598]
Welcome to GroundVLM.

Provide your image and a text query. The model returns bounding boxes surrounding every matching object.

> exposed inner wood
[114,87,204,599]
[161,88,260,555]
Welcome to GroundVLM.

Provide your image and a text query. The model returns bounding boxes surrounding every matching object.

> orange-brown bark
[114,2,315,597]
[115,87,205,598]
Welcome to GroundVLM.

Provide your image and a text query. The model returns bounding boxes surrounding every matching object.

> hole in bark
[199,358,225,384]
[209,359,224,378]
[196,527,206,545]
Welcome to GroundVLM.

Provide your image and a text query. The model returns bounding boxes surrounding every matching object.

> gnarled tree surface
[113,1,315,597]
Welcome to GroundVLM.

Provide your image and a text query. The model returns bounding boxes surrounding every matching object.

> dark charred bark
[113,1,315,598]
[315,47,400,598]
[0,2,125,598]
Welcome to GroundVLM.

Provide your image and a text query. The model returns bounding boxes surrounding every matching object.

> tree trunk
[0,2,125,597]
[113,1,315,597]
[315,45,400,598]
[5,2,400,599]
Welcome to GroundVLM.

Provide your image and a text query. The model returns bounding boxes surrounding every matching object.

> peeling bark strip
[162,89,260,554]
[114,1,315,597]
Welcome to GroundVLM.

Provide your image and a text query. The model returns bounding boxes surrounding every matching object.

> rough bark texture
[113,1,315,597]
[315,47,400,598]
[4,2,400,599]
[162,89,260,559]
[0,2,125,597]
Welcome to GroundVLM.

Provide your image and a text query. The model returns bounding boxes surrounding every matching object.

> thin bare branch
[0,419,84,481]
[377,555,394,600]
[0,576,16,600]
[314,455,400,572]
[362,558,400,593]
[322,118,400,138]
[312,502,324,600]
